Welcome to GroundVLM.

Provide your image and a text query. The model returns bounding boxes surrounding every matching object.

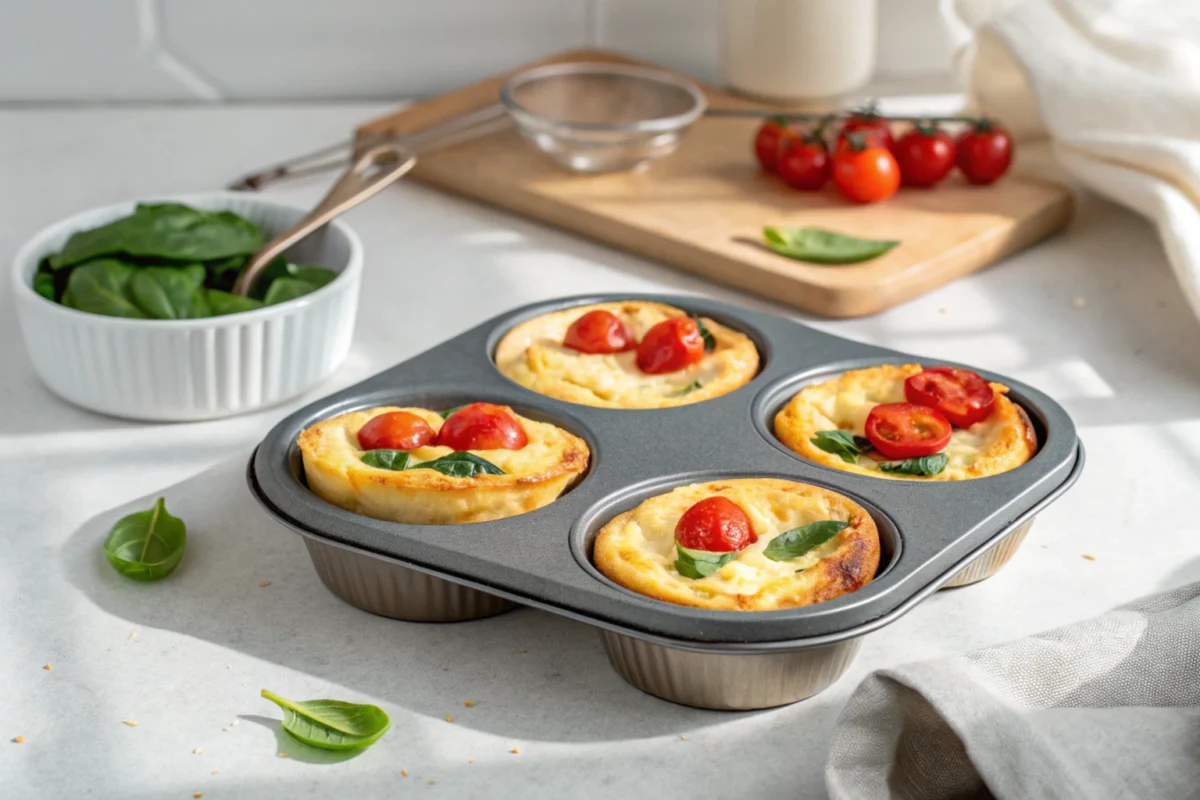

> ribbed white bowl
[12,193,362,421]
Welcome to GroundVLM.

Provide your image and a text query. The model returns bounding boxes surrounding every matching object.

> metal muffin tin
[248,293,1084,710]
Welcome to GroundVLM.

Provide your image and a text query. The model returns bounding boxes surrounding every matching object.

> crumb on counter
[211,771,219,775]
[1073,297,1087,308]
[401,770,409,777]
[510,747,520,755]
[516,649,527,654]
[463,700,474,707]
[123,720,137,727]
[428,780,436,785]
[128,630,138,640]
[193,747,204,755]
[468,758,475,764]
[12,736,25,744]
[679,735,687,740]
[43,664,53,671]
[279,752,289,759]
[259,580,271,587]
[1082,554,1096,561]
[194,793,203,798]
[444,715,454,723]
[230,720,239,727]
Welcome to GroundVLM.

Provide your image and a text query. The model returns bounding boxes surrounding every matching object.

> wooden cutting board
[357,49,1072,318]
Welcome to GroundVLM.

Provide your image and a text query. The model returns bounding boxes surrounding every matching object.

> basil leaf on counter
[879,453,948,476]
[674,543,737,580]
[207,289,264,316]
[410,452,505,478]
[673,381,703,396]
[693,316,716,352]
[64,260,147,318]
[103,497,187,581]
[261,689,390,751]
[130,265,209,319]
[763,520,849,562]
[440,405,467,419]
[361,449,413,471]
[810,430,869,464]
[763,227,899,265]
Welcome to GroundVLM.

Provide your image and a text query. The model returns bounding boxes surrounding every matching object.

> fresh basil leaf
[763,227,899,264]
[360,449,412,471]
[206,289,263,316]
[261,689,390,751]
[409,452,505,478]
[64,259,146,318]
[810,430,866,464]
[263,277,319,306]
[130,265,210,319]
[879,453,948,476]
[54,203,264,269]
[103,497,187,581]
[673,381,703,396]
[763,520,849,562]
[440,405,467,419]
[674,543,737,580]
[692,316,716,352]
[33,270,55,301]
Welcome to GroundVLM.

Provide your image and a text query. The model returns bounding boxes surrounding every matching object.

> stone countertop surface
[2,103,1199,800]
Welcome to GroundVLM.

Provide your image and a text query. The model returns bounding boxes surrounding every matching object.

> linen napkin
[940,0,1200,320]
[824,582,1200,799]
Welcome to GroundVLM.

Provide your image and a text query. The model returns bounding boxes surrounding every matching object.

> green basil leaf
[206,289,264,316]
[103,497,187,581]
[54,203,264,269]
[879,453,948,476]
[130,265,210,319]
[440,405,467,419]
[673,381,703,396]
[763,520,849,562]
[360,449,412,471]
[763,227,899,264]
[692,316,716,352]
[409,452,504,478]
[810,430,867,464]
[64,260,146,318]
[674,543,737,579]
[33,270,55,301]
[263,277,319,306]
[261,689,390,751]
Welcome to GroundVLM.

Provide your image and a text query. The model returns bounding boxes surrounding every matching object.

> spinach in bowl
[33,203,338,320]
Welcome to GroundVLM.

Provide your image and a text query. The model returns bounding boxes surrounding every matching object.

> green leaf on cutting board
[103,497,187,581]
[261,689,391,751]
[763,227,899,264]
[763,520,849,562]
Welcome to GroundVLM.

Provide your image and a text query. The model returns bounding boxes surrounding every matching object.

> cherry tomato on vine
[563,309,635,354]
[956,121,1013,185]
[864,403,952,460]
[832,135,900,204]
[776,134,830,191]
[674,496,757,552]
[839,113,894,152]
[893,125,956,187]
[436,403,528,451]
[753,117,791,173]
[636,317,705,375]
[904,367,996,428]
[358,411,436,451]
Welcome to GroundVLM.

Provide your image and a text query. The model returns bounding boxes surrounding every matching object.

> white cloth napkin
[940,0,1200,320]
[824,582,1200,799]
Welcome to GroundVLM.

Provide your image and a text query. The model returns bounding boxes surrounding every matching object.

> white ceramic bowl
[12,192,362,421]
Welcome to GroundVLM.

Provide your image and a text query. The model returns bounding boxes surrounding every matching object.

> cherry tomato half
[904,367,996,428]
[893,126,956,188]
[563,309,635,354]
[839,114,894,152]
[754,118,790,173]
[436,402,528,451]
[674,496,757,552]
[636,317,705,375]
[777,136,830,191]
[864,402,952,460]
[833,141,900,204]
[956,122,1013,185]
[358,411,436,451]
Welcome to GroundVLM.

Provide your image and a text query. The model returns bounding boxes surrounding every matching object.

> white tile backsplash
[0,0,951,102]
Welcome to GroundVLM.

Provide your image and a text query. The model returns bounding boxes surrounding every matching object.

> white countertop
[3,103,1200,800]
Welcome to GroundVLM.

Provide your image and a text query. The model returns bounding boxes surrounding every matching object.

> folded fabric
[941,0,1200,321]
[825,582,1200,799]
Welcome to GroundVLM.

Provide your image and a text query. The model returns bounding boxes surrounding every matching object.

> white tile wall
[0,0,952,102]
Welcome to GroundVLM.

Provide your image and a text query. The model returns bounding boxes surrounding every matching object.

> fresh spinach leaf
[289,266,337,289]
[409,452,504,478]
[261,689,390,751]
[692,316,716,352]
[204,255,250,292]
[672,381,703,396]
[64,260,146,318]
[810,430,869,464]
[33,270,55,301]
[54,203,264,269]
[361,449,413,471]
[130,265,210,319]
[674,543,737,579]
[879,453,948,476]
[251,260,338,301]
[440,405,467,419]
[103,497,187,581]
[763,227,899,264]
[206,289,263,316]
[263,277,318,306]
[763,520,849,562]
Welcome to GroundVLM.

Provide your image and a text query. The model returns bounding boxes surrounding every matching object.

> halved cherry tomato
[754,117,790,173]
[956,121,1013,185]
[777,135,830,191]
[864,402,952,459]
[563,309,635,354]
[832,137,900,204]
[675,496,757,552]
[839,114,894,152]
[436,402,528,451]
[636,317,705,374]
[358,411,436,451]
[904,367,996,428]
[893,125,956,187]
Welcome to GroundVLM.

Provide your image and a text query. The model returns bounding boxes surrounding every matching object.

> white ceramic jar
[721,0,878,102]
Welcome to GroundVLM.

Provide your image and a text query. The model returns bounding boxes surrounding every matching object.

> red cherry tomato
[956,122,1013,185]
[839,115,894,152]
[776,136,830,191]
[674,497,757,552]
[358,411,436,451]
[893,126,956,187]
[904,367,997,428]
[832,140,901,204]
[754,118,790,173]
[864,403,952,460]
[436,403,528,451]
[636,317,705,375]
[563,309,635,354]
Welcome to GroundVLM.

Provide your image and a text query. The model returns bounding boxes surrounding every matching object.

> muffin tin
[248,293,1084,710]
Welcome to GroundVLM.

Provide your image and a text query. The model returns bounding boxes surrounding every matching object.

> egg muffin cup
[250,294,1083,709]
